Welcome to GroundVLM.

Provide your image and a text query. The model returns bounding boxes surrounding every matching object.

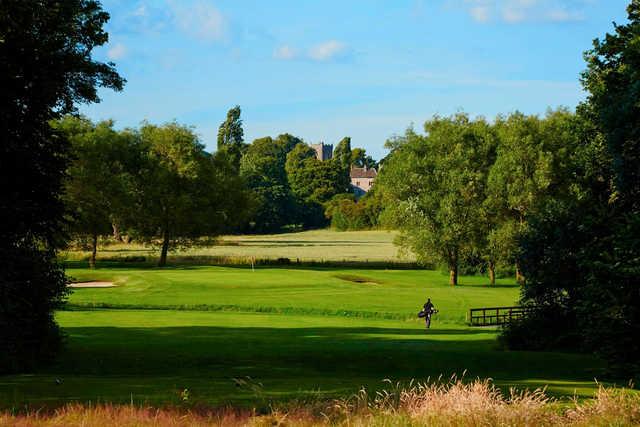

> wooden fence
[467,306,534,326]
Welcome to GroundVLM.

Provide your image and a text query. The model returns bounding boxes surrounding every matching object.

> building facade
[350,165,377,197]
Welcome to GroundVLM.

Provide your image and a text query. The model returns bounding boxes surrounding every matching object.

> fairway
[0,264,608,408]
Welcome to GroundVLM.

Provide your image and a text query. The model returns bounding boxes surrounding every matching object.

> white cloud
[308,40,348,61]
[469,5,491,22]
[502,5,526,22]
[132,4,147,17]
[461,0,586,24]
[273,45,297,60]
[107,43,127,60]
[546,8,583,22]
[169,0,226,42]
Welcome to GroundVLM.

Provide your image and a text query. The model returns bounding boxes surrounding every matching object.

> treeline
[55,117,251,268]
[378,109,580,286]
[57,110,383,266]
[379,1,640,376]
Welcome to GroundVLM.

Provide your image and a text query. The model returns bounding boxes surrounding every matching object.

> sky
[82,0,631,160]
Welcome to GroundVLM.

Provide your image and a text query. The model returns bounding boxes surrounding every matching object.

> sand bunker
[68,281,115,288]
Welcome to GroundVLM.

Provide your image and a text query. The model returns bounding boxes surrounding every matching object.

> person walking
[422,298,436,329]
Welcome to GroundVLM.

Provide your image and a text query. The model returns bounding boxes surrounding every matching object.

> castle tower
[309,142,333,161]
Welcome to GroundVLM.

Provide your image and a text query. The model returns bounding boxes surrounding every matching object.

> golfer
[422,298,436,329]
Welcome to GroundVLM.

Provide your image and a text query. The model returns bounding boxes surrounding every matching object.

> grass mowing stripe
[63,302,417,320]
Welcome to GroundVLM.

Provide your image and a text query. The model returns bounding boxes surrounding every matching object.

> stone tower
[309,142,333,161]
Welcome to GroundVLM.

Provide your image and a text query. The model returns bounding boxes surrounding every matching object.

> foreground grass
[3,380,639,426]
[1,310,605,408]
[0,265,615,409]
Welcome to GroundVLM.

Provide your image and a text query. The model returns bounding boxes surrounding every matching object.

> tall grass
[3,379,638,426]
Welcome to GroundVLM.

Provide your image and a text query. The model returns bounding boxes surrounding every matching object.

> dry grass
[2,379,638,426]
[62,230,412,264]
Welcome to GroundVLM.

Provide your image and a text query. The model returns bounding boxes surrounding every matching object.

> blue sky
[82,0,630,160]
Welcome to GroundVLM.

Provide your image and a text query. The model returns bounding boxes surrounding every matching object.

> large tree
[379,115,496,285]
[503,0,640,375]
[132,122,249,266]
[0,0,124,372]
[482,109,580,285]
[54,116,135,268]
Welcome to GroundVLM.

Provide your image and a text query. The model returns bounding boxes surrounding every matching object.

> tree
[132,122,249,266]
[505,1,640,375]
[484,110,576,283]
[485,113,551,283]
[275,133,304,153]
[240,135,301,232]
[577,1,640,370]
[324,189,383,231]
[217,105,246,172]
[53,116,135,268]
[285,144,347,228]
[351,147,377,169]
[333,137,352,189]
[378,114,496,285]
[0,0,124,372]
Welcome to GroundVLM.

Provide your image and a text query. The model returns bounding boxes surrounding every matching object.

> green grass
[62,229,412,264]
[0,263,614,409]
[66,267,517,323]
[2,311,604,408]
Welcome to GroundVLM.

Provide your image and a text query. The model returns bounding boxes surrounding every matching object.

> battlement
[309,142,333,161]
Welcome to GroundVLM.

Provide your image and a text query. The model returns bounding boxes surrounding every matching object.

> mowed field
[63,229,413,263]
[1,231,611,409]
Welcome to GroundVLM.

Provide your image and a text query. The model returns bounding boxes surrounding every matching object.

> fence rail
[467,306,534,326]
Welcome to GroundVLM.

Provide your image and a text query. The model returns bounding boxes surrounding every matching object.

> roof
[350,167,377,179]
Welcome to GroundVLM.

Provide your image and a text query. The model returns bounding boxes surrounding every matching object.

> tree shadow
[43,325,603,381]
[0,323,609,408]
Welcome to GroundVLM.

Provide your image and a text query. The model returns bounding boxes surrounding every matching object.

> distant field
[62,229,413,264]
[0,264,612,409]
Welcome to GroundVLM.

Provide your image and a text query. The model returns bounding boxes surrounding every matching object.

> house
[310,142,333,161]
[350,165,377,197]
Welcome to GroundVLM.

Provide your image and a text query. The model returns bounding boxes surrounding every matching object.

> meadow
[0,231,615,412]
[62,230,413,264]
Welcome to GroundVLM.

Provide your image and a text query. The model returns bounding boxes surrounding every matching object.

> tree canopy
[130,122,249,266]
[501,0,640,376]
[53,116,135,268]
[240,135,301,232]
[379,114,496,285]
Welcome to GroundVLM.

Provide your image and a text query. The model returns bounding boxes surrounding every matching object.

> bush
[325,191,382,231]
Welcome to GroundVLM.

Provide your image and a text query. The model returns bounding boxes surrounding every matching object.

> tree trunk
[448,248,458,286]
[159,228,170,267]
[488,260,496,286]
[516,212,525,285]
[89,232,98,269]
[112,221,122,242]
[515,262,524,285]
